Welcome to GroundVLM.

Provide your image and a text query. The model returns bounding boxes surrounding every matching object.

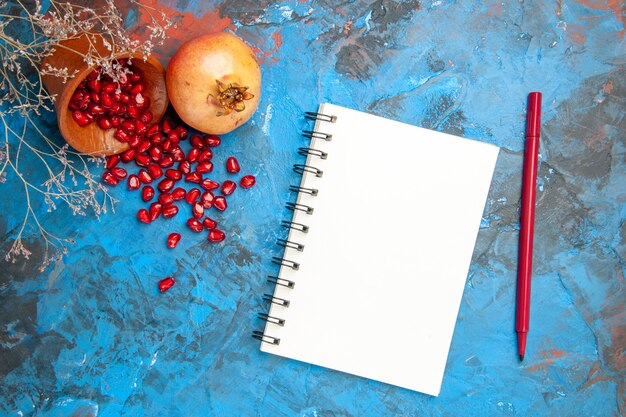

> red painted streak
[573,0,625,38]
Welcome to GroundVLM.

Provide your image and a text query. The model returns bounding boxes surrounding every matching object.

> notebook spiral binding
[253,110,337,346]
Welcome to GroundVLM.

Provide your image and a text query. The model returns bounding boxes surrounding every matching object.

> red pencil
[516,92,542,362]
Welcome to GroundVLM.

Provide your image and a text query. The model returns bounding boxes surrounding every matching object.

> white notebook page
[261,103,499,396]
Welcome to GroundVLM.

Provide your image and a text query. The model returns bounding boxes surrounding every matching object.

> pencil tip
[519,354,524,362]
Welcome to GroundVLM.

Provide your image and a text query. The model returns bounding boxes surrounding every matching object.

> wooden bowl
[42,34,168,156]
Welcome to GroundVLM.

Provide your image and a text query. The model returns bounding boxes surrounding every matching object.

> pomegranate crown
[209,79,255,116]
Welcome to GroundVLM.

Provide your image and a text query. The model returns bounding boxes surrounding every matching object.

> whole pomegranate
[166,32,261,135]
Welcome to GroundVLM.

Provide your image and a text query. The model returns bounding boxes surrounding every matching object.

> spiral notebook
[254,103,499,396]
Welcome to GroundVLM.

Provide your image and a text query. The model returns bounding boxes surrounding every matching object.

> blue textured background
[1,0,625,416]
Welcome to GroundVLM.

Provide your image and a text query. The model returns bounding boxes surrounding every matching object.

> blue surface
[1,0,625,416]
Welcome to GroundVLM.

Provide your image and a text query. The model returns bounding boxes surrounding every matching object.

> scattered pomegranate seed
[72,111,92,127]
[190,134,204,148]
[159,155,175,168]
[158,192,174,206]
[138,169,153,184]
[204,134,221,147]
[102,171,118,186]
[106,155,120,169]
[167,233,181,249]
[137,208,150,223]
[202,217,217,229]
[137,139,151,153]
[185,188,200,204]
[149,202,162,221]
[226,157,240,173]
[142,186,155,202]
[213,196,227,212]
[158,178,175,192]
[162,205,179,218]
[198,149,213,162]
[185,172,202,183]
[201,191,214,208]
[147,164,163,179]
[207,229,225,243]
[146,124,160,137]
[121,148,137,163]
[240,175,256,189]
[178,160,191,174]
[111,167,127,180]
[149,146,162,161]
[187,218,203,232]
[221,180,236,196]
[201,179,219,190]
[192,202,204,219]
[158,277,175,293]
[196,161,213,174]
[127,175,140,190]
[162,119,172,133]
[187,147,200,162]
[171,187,186,201]
[165,169,182,181]
[135,153,151,167]
[97,117,113,130]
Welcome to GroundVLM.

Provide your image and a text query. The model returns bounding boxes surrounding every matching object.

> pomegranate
[166,32,261,134]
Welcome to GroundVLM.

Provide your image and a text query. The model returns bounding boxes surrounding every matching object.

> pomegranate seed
[149,202,162,221]
[138,169,153,184]
[171,187,186,201]
[78,94,90,110]
[158,178,175,192]
[142,186,155,202]
[167,233,181,249]
[201,179,219,190]
[129,83,145,94]
[121,120,135,132]
[147,164,163,179]
[127,104,139,119]
[140,110,153,123]
[162,119,172,133]
[114,129,130,143]
[146,124,160,137]
[111,116,121,128]
[68,101,80,111]
[196,161,213,174]
[170,146,184,161]
[159,155,175,168]
[192,202,204,219]
[198,149,213,162]
[111,167,127,180]
[102,82,116,93]
[87,79,101,92]
[121,148,136,163]
[112,103,126,115]
[128,135,141,148]
[105,155,120,169]
[130,72,141,83]
[138,141,152,155]
[158,192,174,206]
[133,92,145,106]
[164,169,181,181]
[135,153,151,167]
[162,139,174,152]
[158,277,175,293]
[226,157,240,173]
[187,147,200,163]
[240,175,256,189]
[135,121,148,135]
[88,104,106,115]
[185,172,202,183]
[102,171,118,186]
[221,180,236,196]
[190,134,204,148]
[71,91,84,102]
[72,111,92,127]
[185,188,200,204]
[97,117,113,130]
[149,146,162,161]
[101,94,114,108]
[167,131,181,143]
[202,217,217,229]
[138,208,150,223]
[162,205,179,218]
[201,191,214,208]
[89,91,101,103]
[113,92,123,102]
[187,218,203,232]
[178,160,191,174]
[86,70,98,81]
[204,134,221,147]
[175,126,188,138]
[213,196,227,211]
[152,134,165,146]
[208,229,225,243]
[127,174,140,190]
